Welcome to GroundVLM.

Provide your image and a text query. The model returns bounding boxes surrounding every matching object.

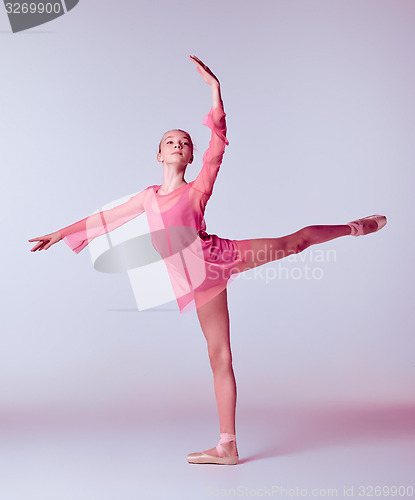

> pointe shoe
[347,215,387,236]
[187,432,239,465]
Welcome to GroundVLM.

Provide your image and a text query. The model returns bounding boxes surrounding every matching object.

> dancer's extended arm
[29,188,148,253]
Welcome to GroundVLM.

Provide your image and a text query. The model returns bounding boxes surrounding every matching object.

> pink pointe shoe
[347,215,387,236]
[187,432,239,465]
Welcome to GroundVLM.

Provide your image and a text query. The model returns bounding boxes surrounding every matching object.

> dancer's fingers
[29,231,61,251]
[196,61,218,81]
[30,241,44,252]
[30,237,50,251]
[190,55,208,70]
[194,57,206,68]
[190,55,220,86]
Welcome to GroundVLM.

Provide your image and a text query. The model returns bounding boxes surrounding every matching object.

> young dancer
[29,55,387,465]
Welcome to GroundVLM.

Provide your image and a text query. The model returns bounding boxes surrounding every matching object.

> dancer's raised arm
[189,56,229,198]
[189,55,222,108]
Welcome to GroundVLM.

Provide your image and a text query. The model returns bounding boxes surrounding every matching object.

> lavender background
[2,0,414,498]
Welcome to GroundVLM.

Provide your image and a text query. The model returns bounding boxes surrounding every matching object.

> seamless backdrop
[1,0,414,498]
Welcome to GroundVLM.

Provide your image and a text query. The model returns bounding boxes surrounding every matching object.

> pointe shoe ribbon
[347,215,387,236]
[187,432,239,465]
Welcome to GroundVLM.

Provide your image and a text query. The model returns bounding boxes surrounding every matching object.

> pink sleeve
[192,103,229,196]
[59,188,147,254]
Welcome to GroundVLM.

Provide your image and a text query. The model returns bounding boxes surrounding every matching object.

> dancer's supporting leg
[194,287,238,458]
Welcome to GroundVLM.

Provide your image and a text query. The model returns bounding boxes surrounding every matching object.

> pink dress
[59,103,251,312]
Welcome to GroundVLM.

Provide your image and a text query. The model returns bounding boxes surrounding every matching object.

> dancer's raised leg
[234,224,350,272]
[234,215,386,273]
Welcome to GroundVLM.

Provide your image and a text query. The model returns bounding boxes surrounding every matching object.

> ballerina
[28,55,387,465]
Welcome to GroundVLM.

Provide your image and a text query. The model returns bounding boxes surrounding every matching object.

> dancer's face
[157,130,193,166]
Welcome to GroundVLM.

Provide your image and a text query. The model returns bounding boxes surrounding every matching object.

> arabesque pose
[29,55,387,465]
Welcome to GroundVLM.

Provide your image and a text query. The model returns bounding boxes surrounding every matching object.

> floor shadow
[107,308,177,312]
[240,402,415,464]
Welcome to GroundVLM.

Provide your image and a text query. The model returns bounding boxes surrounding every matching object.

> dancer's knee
[208,347,233,372]
[297,229,310,253]
[285,229,310,255]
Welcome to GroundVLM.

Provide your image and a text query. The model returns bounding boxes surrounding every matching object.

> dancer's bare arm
[28,231,62,252]
[190,56,229,199]
[29,189,147,254]
[189,55,222,108]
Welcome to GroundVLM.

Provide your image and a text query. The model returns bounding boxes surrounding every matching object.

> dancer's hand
[28,231,62,252]
[189,55,220,87]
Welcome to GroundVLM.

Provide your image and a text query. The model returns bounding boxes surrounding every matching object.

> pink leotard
[59,103,251,312]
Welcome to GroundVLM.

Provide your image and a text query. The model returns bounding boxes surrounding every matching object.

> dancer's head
[157,129,194,167]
